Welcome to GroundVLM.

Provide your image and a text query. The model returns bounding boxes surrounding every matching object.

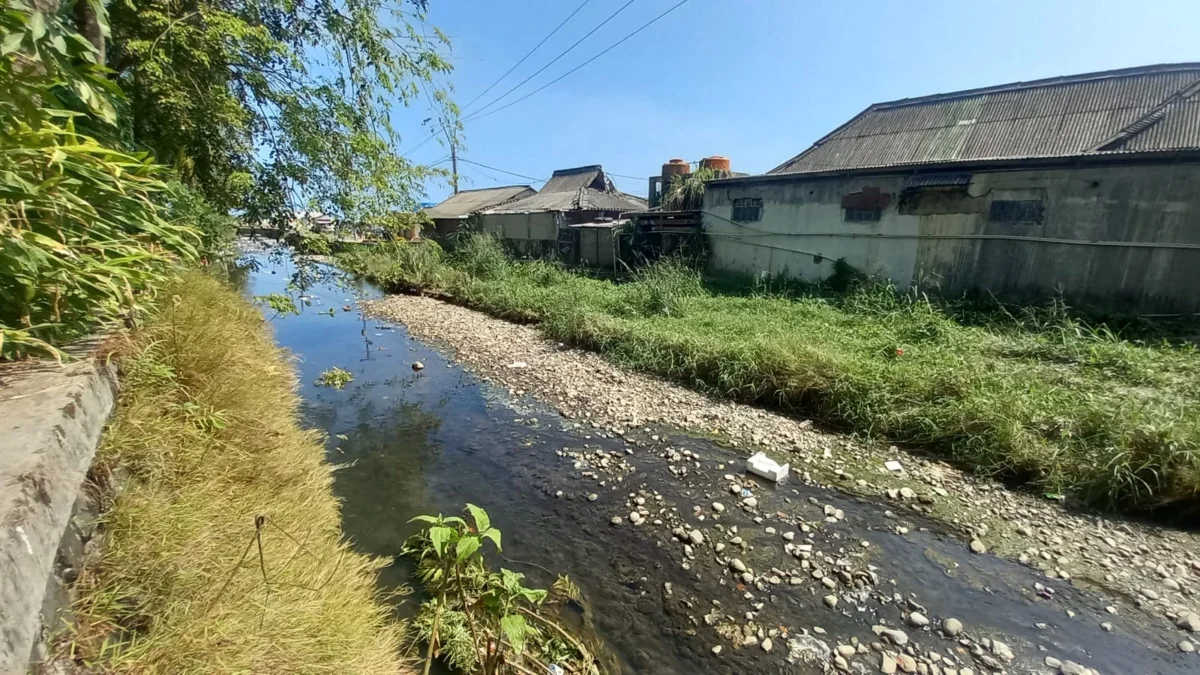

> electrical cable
[465,0,638,120]
[461,0,595,112]
[466,0,692,122]
[457,158,547,183]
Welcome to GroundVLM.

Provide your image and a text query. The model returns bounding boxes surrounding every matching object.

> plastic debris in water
[547,666,565,675]
[746,451,790,483]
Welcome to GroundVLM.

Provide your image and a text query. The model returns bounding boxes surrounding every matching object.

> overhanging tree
[106,0,458,222]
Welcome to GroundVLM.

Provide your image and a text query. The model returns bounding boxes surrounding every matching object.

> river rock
[610,516,622,525]
[730,558,747,573]
[629,511,643,525]
[969,539,987,554]
[1179,640,1195,653]
[587,493,598,502]
[896,654,917,673]
[880,654,898,674]
[991,640,1014,662]
[740,572,754,584]
[688,529,704,545]
[712,502,725,512]
[835,644,855,657]
[823,594,838,608]
[908,611,929,627]
[876,627,908,646]
[411,361,424,371]
[711,645,722,655]
[742,496,758,508]
[1177,612,1200,632]
[761,637,773,652]
[942,618,963,636]
[1059,661,1096,675]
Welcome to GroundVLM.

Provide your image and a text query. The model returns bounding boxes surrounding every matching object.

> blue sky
[398,0,1200,203]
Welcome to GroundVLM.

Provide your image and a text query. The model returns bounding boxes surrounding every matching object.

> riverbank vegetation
[338,237,1200,514]
[405,504,602,675]
[63,272,407,672]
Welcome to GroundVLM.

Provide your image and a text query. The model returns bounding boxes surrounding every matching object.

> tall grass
[66,272,408,673]
[338,235,1200,514]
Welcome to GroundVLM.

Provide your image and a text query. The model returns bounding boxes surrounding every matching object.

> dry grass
[63,271,408,673]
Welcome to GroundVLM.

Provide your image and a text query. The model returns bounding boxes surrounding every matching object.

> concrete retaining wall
[0,350,118,672]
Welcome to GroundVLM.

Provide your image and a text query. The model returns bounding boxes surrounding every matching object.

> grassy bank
[64,271,407,673]
[339,237,1200,514]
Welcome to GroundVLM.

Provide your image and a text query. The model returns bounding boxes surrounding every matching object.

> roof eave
[711,150,1200,186]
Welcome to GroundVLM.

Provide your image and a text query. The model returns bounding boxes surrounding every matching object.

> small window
[731,197,762,222]
[989,199,1044,224]
[844,208,882,222]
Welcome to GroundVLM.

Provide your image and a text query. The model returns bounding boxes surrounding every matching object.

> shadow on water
[239,250,1194,675]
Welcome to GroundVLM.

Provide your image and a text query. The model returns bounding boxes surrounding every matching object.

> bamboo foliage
[0,3,198,358]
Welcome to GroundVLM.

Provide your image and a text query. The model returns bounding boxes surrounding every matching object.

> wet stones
[729,558,747,573]
[688,529,704,545]
[907,611,929,627]
[823,594,839,608]
[969,539,987,554]
[942,617,963,637]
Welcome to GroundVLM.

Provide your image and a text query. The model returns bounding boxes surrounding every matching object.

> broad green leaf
[499,614,528,654]
[28,11,45,41]
[455,535,481,562]
[407,515,440,524]
[428,526,453,558]
[480,528,501,552]
[1,30,24,56]
[464,503,490,532]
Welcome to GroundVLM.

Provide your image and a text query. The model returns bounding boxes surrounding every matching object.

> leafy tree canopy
[107,0,458,223]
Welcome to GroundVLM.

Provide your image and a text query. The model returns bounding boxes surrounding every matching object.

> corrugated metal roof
[541,165,613,193]
[770,63,1200,175]
[424,185,537,219]
[486,187,646,214]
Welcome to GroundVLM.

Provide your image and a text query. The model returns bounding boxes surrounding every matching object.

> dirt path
[364,294,1200,670]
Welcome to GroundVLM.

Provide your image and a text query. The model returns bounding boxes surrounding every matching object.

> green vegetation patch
[63,272,406,673]
[340,235,1200,514]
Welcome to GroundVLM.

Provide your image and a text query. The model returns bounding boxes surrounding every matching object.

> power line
[457,158,546,183]
[461,0,594,113]
[466,0,638,120]
[466,0,692,122]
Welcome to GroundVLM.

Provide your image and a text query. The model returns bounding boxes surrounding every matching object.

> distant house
[423,185,536,241]
[705,63,1200,312]
[479,165,646,259]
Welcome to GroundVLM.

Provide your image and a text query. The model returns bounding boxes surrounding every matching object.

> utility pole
[451,141,459,194]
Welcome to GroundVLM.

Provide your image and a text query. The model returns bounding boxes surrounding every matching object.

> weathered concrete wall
[479,211,558,244]
[703,163,1200,312]
[0,352,117,672]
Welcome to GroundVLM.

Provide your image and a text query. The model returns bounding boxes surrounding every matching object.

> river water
[241,251,1191,675]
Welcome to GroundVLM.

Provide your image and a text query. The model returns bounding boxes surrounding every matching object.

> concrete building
[424,185,536,242]
[479,165,646,259]
[704,63,1200,313]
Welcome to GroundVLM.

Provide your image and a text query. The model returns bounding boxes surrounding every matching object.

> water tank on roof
[661,158,691,177]
[699,156,731,173]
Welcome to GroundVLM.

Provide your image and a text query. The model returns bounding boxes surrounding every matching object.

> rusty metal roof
[770,63,1200,175]
[424,185,537,219]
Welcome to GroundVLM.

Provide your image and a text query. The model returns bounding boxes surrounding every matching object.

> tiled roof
[770,63,1200,176]
[424,185,536,219]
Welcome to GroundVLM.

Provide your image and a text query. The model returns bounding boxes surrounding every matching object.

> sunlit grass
[64,271,410,673]
[339,236,1200,514]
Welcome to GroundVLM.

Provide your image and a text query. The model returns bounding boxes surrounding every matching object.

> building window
[844,208,882,222]
[989,199,1044,224]
[731,198,762,222]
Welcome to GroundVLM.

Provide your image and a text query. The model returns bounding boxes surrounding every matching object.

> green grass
[63,271,409,673]
[339,236,1200,515]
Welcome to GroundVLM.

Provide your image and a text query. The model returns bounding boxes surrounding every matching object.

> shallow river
[243,252,1190,674]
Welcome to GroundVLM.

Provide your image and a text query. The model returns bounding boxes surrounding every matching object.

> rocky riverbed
[364,293,1200,674]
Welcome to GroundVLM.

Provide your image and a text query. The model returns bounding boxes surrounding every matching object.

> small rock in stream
[411,361,424,371]
[969,539,987,554]
[942,618,963,637]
